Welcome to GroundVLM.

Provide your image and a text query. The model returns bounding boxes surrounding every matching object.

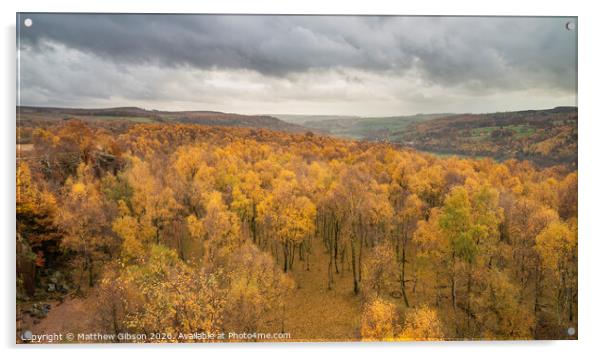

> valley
[275,107,578,168]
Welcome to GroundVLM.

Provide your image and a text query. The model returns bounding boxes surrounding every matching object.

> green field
[468,125,536,140]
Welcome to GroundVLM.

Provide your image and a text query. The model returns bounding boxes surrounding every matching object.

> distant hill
[400,107,577,167]
[276,107,578,167]
[298,113,454,140]
[17,106,306,133]
[270,114,359,126]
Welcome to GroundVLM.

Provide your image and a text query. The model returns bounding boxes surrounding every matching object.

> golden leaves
[398,306,445,341]
[20,120,578,341]
[535,221,577,277]
[360,298,398,341]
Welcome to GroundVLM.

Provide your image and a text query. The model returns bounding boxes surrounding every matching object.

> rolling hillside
[287,113,453,140]
[400,107,577,167]
[17,106,306,134]
[269,114,359,126]
[279,107,578,167]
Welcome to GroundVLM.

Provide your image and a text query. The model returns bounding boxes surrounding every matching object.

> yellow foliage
[112,215,145,261]
[18,121,578,341]
[398,306,445,341]
[71,182,86,196]
[360,298,399,341]
[535,221,577,278]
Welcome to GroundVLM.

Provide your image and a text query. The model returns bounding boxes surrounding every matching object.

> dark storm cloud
[19,14,576,92]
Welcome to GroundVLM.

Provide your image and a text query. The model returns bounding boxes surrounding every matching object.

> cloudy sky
[17,14,577,116]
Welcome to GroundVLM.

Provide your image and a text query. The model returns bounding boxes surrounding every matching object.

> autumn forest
[16,112,577,342]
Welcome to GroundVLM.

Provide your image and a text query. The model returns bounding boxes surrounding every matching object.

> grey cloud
[17,14,578,115]
[19,14,576,93]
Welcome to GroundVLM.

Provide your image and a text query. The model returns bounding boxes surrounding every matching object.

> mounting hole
[24,18,33,27]
[565,21,575,31]
[567,327,576,336]
[21,330,33,340]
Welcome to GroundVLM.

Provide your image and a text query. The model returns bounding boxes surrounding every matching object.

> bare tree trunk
[351,237,359,295]
[328,243,334,290]
[289,243,296,270]
[251,203,257,244]
[334,233,340,274]
[88,256,94,288]
[282,241,288,272]
[466,269,473,331]
[358,234,363,283]
[451,253,457,312]
[327,217,334,289]
[400,244,410,307]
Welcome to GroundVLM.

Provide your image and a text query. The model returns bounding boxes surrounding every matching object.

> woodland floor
[18,244,364,343]
[17,294,98,343]
[284,244,362,341]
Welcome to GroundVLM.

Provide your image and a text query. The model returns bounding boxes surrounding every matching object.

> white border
[2,1,600,356]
